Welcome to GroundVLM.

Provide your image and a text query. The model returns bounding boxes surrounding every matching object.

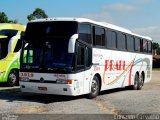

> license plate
[38,87,47,91]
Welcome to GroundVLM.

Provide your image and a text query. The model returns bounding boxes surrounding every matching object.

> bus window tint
[0,30,18,38]
[118,33,126,50]
[77,44,85,70]
[122,34,127,50]
[107,30,117,49]
[0,38,10,59]
[143,39,148,53]
[135,37,140,52]
[148,41,152,54]
[127,35,134,51]
[111,31,117,49]
[107,30,111,48]
[79,24,92,44]
[85,47,92,67]
[94,27,105,46]
[25,22,78,40]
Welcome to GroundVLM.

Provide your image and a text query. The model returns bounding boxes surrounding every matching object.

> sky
[1,0,160,43]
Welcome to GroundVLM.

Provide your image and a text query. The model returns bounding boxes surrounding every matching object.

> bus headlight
[20,77,30,82]
[56,79,72,84]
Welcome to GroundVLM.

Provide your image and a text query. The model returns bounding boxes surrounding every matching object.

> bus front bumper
[20,82,81,96]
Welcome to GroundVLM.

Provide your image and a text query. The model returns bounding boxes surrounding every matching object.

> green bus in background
[0,23,26,86]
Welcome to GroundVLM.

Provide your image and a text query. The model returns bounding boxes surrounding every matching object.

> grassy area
[153,68,160,71]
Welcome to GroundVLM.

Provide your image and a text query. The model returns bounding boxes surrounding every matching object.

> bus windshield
[0,29,18,59]
[0,38,9,59]
[0,29,18,37]
[21,21,78,73]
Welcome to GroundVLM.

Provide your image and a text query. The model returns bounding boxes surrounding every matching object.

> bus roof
[0,23,26,31]
[29,17,152,41]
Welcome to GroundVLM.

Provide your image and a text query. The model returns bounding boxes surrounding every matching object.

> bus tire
[137,73,144,90]
[132,73,143,90]
[88,76,100,99]
[7,70,19,87]
[132,73,139,90]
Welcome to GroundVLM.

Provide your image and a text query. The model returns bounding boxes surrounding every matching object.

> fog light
[56,79,67,84]
[56,79,72,84]
[21,85,25,88]
[63,88,67,91]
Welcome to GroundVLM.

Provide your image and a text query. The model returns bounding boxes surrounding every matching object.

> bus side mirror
[68,34,78,53]
[8,35,21,53]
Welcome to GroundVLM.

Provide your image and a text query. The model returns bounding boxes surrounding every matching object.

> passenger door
[76,42,92,94]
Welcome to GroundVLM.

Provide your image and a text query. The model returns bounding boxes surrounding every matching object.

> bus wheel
[132,73,139,90]
[132,73,143,90]
[7,70,19,87]
[88,76,100,99]
[137,74,144,90]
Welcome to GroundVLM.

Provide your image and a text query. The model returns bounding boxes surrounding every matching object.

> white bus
[19,18,152,98]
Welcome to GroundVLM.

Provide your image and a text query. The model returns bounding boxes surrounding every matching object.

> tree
[8,19,18,24]
[157,48,160,55]
[27,8,48,21]
[0,12,8,23]
[27,14,34,21]
[152,42,159,50]
[152,42,160,55]
[0,11,18,23]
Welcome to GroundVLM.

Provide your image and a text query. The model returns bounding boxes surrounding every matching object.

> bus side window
[94,26,105,47]
[135,37,140,52]
[118,33,127,50]
[77,44,85,70]
[106,30,112,48]
[23,45,33,64]
[111,31,117,49]
[127,35,134,51]
[85,47,92,68]
[143,39,148,53]
[79,24,92,44]
[107,30,117,49]
[148,41,152,54]
[122,34,127,50]
[28,50,33,63]
[23,50,27,63]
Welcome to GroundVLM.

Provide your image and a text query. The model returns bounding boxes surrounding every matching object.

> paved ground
[0,71,160,119]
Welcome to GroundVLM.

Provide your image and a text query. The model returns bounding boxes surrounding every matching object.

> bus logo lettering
[21,72,34,77]
[105,60,126,71]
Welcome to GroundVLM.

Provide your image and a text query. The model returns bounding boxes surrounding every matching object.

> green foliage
[152,42,159,50]
[153,42,160,55]
[157,48,160,55]
[27,14,35,21]
[27,8,48,21]
[0,12,8,23]
[1,8,48,23]
[0,11,18,23]
[9,19,18,24]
